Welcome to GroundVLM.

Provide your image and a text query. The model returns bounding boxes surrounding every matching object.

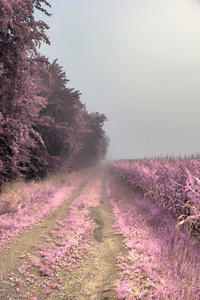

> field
[0,160,199,299]
[109,157,200,236]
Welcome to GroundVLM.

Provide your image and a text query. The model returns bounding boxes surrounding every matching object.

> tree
[34,59,109,172]
[76,112,109,167]
[0,0,51,183]
[0,0,109,186]
[35,59,89,172]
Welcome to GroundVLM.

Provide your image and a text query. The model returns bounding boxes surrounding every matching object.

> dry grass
[107,173,200,300]
[0,167,95,249]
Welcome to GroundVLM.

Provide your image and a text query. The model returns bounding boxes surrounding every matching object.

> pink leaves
[116,282,132,299]
[39,265,54,277]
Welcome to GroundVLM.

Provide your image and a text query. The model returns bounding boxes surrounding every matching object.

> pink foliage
[0,185,75,249]
[3,172,103,298]
[106,167,200,299]
[109,158,200,233]
[106,175,161,299]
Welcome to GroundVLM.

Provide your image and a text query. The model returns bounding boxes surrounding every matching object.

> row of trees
[0,0,109,186]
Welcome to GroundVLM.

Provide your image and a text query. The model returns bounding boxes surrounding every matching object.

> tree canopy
[0,0,109,186]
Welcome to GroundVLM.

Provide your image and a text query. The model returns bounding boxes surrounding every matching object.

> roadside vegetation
[0,167,94,250]
[0,0,109,188]
[107,170,200,299]
[0,164,199,299]
[108,155,200,238]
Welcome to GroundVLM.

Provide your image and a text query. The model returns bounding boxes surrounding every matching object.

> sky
[35,0,200,160]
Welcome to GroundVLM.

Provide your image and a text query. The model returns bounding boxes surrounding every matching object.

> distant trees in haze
[0,0,109,186]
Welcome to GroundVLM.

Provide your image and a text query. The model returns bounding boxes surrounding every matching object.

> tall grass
[107,169,200,300]
[109,156,200,237]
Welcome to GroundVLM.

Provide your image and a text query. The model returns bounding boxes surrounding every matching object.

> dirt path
[0,167,125,300]
[0,165,199,300]
[0,170,94,299]
[61,176,125,300]
[0,180,86,278]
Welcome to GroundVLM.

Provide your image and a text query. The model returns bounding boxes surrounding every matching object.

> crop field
[108,156,200,237]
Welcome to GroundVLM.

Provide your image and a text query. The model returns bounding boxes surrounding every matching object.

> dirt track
[0,167,125,299]
[61,176,125,300]
[0,165,199,300]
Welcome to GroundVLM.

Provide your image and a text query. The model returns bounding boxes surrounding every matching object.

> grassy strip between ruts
[0,169,103,299]
[0,167,95,250]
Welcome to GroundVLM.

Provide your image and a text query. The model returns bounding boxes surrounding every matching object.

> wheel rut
[62,175,125,300]
[0,168,125,300]
[0,173,94,298]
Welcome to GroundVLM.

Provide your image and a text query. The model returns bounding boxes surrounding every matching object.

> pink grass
[106,171,200,300]
[0,168,94,249]
[109,158,200,235]
[1,171,103,298]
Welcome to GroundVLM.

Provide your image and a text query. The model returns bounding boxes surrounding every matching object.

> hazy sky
[35,0,200,160]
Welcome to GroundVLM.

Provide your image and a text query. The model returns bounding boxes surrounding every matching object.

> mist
[36,0,200,159]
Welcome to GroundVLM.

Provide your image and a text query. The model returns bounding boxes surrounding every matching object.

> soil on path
[1,165,199,300]
[60,176,125,300]
[0,167,125,300]
[0,181,86,278]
